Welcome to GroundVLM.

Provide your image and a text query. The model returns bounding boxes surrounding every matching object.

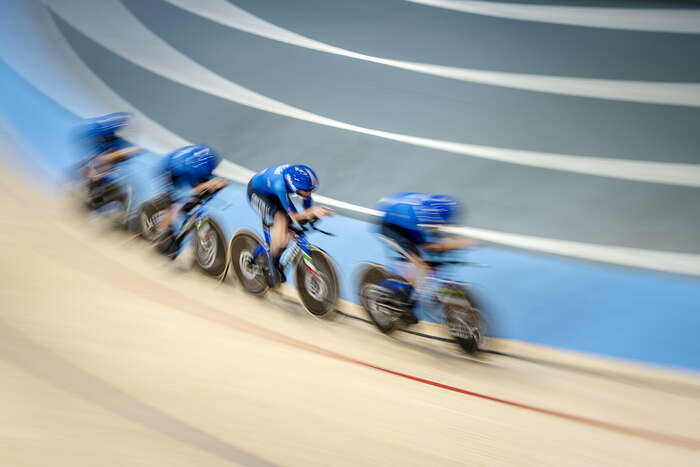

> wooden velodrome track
[1,161,699,466]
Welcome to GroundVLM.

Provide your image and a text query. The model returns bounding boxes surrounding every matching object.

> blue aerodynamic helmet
[76,112,132,156]
[80,112,132,138]
[284,164,319,193]
[414,194,461,225]
[167,144,220,185]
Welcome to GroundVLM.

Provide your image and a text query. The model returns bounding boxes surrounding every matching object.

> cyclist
[154,144,229,255]
[375,192,479,322]
[247,164,332,286]
[75,112,141,209]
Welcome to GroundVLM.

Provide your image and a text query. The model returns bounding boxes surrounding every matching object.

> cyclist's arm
[291,204,332,223]
[296,196,334,222]
[271,178,301,220]
[96,146,140,165]
[290,204,313,223]
[288,202,319,225]
[423,236,479,251]
[302,196,313,210]
[87,147,139,180]
[405,249,430,274]
[272,179,330,224]
[191,177,229,196]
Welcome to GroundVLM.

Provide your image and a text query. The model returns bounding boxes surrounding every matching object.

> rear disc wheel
[443,289,482,354]
[358,264,401,333]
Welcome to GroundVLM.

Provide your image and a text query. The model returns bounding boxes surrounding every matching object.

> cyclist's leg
[270,210,292,258]
[83,159,107,207]
[377,224,426,310]
[403,253,431,294]
[267,211,292,284]
[155,188,188,256]
[156,197,180,236]
[247,184,287,285]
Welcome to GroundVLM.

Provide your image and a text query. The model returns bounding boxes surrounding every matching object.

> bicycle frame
[384,250,473,322]
[411,269,462,321]
[173,194,216,248]
[251,225,320,277]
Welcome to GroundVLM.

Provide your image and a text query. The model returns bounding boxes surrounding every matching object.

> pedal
[264,264,280,289]
[264,258,286,288]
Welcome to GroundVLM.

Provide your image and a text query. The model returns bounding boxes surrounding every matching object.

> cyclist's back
[248,164,311,225]
[77,113,136,164]
[377,192,434,259]
[156,144,221,203]
[249,164,286,196]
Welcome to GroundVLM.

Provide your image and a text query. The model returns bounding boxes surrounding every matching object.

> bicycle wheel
[138,197,168,242]
[441,285,483,354]
[194,218,226,276]
[229,231,269,296]
[295,247,339,317]
[357,263,401,333]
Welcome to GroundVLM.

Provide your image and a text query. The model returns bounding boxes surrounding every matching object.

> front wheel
[139,197,169,242]
[358,263,401,333]
[229,231,269,296]
[194,218,226,276]
[295,247,339,317]
[440,285,483,354]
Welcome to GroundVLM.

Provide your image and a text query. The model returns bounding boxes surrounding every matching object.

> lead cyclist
[246,164,333,286]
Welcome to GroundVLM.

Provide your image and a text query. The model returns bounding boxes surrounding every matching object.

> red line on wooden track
[173,292,700,452]
[242,319,700,452]
[64,237,700,453]
[349,358,700,451]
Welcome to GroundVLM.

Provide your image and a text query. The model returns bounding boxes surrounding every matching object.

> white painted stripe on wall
[45,0,700,187]
[163,0,700,108]
[405,0,700,34]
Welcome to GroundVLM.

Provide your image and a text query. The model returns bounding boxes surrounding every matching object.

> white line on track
[163,0,700,107]
[404,0,700,34]
[46,0,700,188]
